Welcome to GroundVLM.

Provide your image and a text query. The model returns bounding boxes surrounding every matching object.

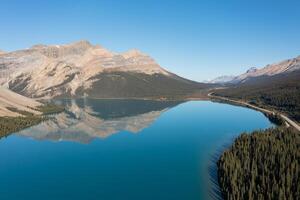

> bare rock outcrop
[0,40,204,99]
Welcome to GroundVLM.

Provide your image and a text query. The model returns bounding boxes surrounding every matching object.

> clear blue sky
[1,0,300,81]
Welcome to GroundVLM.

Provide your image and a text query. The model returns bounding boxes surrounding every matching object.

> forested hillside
[218,127,300,200]
[214,71,300,122]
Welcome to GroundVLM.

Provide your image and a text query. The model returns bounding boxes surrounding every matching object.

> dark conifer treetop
[218,127,300,200]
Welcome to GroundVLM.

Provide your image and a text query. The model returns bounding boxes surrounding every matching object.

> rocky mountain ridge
[235,55,300,83]
[0,40,204,99]
[210,55,300,84]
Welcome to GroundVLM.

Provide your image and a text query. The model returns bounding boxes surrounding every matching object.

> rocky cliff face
[234,56,300,83]
[210,55,300,84]
[0,41,203,99]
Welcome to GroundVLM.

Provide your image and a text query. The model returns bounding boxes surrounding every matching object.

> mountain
[207,75,236,84]
[0,87,41,117]
[245,67,258,73]
[234,56,300,83]
[240,56,299,83]
[210,55,300,84]
[213,55,300,121]
[0,40,207,99]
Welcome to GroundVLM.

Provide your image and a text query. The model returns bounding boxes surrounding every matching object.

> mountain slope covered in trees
[214,71,300,122]
[218,127,300,200]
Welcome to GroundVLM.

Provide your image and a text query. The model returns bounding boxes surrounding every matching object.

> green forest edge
[217,120,299,200]
[0,104,64,139]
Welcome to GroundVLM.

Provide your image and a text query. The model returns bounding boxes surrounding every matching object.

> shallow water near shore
[0,99,272,200]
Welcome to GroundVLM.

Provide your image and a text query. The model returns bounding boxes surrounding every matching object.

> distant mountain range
[0,41,207,99]
[213,55,300,122]
[206,75,236,84]
[209,55,300,84]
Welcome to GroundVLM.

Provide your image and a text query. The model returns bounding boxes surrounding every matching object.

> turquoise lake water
[0,100,273,200]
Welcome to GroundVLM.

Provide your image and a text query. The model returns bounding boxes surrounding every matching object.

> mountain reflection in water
[17,99,183,143]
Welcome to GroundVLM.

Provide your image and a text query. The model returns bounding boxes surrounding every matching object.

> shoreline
[4,93,298,140]
[0,103,64,139]
[207,92,300,132]
[0,95,293,199]
[207,92,299,199]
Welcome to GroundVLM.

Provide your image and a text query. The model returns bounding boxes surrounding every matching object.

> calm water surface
[0,100,273,200]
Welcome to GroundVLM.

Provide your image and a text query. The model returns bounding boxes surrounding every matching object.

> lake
[0,99,273,200]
